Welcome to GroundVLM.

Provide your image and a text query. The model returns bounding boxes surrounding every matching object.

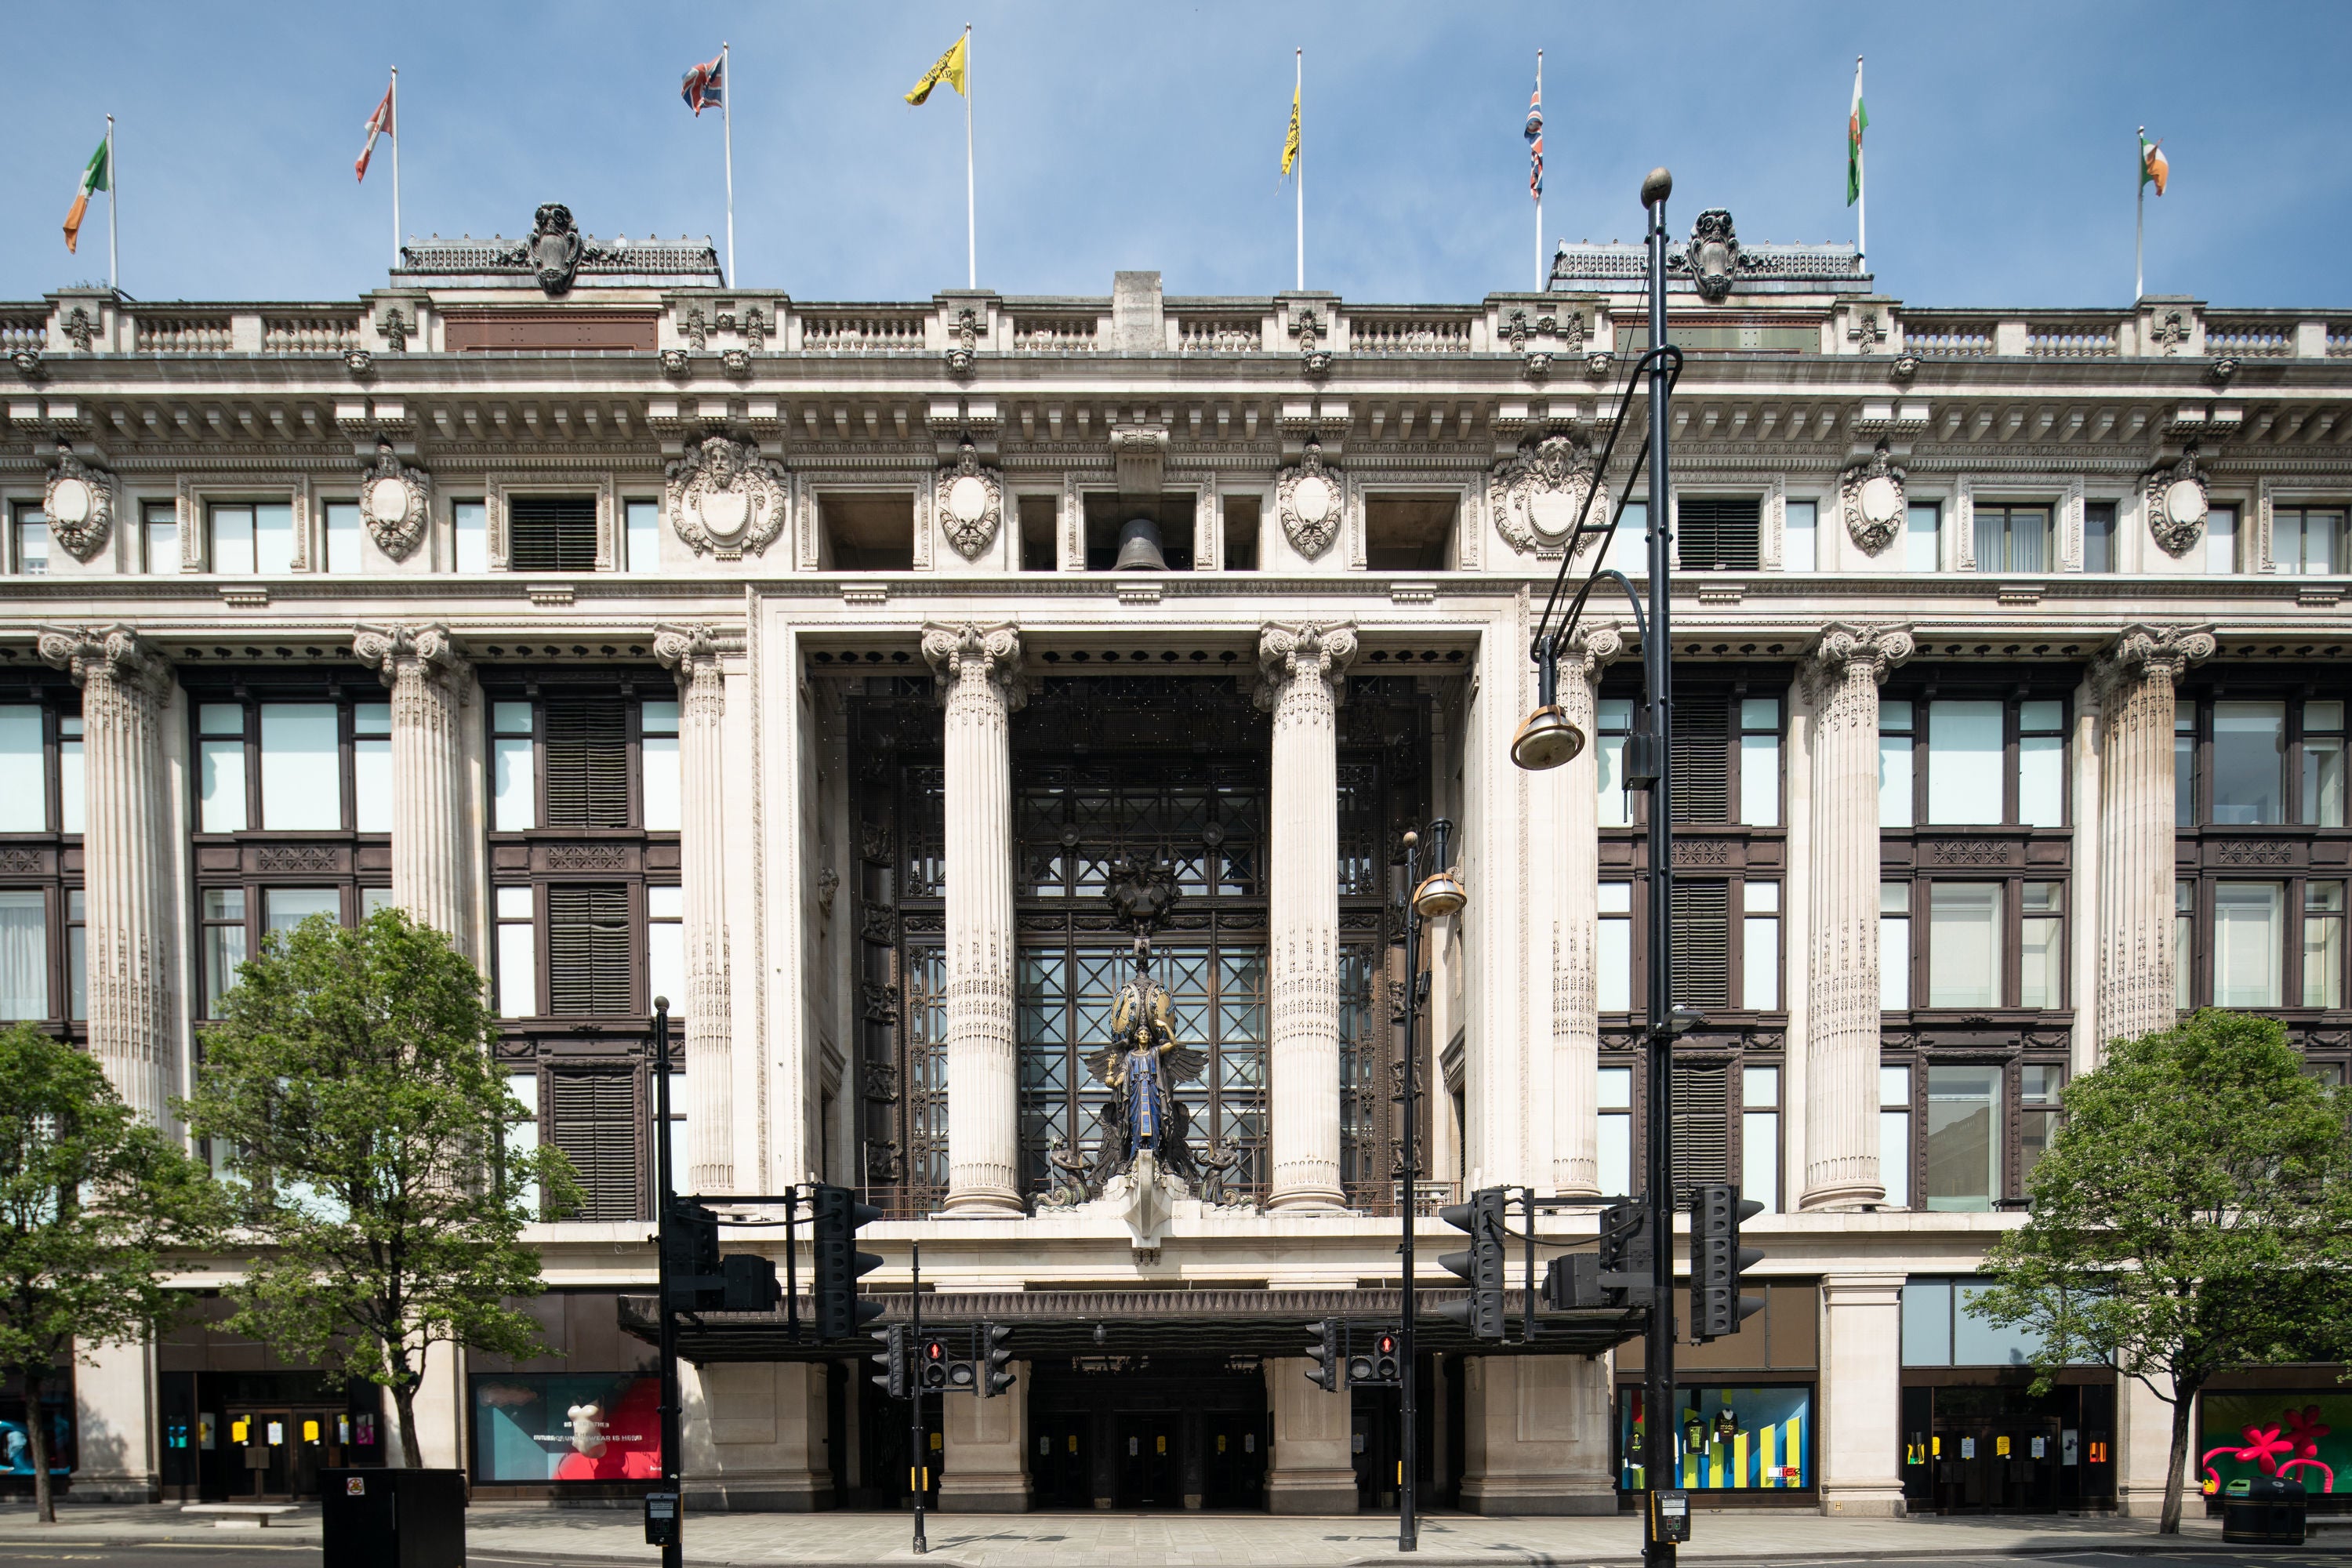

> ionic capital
[1565,621,1626,679]
[352,623,468,690]
[1254,620,1358,710]
[38,624,172,701]
[920,622,1024,710]
[1807,621,1915,688]
[2093,622,2215,698]
[654,623,739,683]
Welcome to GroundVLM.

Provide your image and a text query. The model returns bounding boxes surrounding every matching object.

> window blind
[546,884,633,1014]
[507,495,599,573]
[543,699,630,829]
[548,1071,640,1220]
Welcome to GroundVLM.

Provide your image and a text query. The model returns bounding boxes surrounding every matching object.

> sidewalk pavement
[0,1501,2345,1566]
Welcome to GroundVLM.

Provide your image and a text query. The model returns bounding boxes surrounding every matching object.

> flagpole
[2135,125,2145,301]
[1534,50,1544,292]
[963,24,975,289]
[1294,49,1304,292]
[1854,56,1865,267]
[722,42,736,285]
[106,114,118,294]
[390,68,402,269]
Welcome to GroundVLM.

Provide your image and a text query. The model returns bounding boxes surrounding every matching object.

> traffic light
[869,1324,909,1398]
[663,1199,724,1311]
[720,1251,780,1312]
[1690,1182,1765,1343]
[1542,1251,1605,1310]
[1302,1319,1340,1392]
[977,1323,1016,1398]
[1347,1329,1401,1388]
[917,1335,953,1392]
[810,1182,884,1341]
[1433,1186,1507,1340]
[1595,1200,1654,1302]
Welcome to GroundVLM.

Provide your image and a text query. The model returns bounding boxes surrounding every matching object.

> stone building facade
[2,207,2348,1515]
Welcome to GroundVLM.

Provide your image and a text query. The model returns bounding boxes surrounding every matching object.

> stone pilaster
[39,626,179,1132]
[2093,624,2212,1046]
[1551,623,1624,1195]
[1258,622,1356,1212]
[656,625,739,1193]
[921,622,1025,1214]
[1800,622,1912,1210]
[352,625,473,953]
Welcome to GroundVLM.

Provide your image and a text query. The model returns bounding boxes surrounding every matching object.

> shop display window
[470,1371,662,1483]
[1617,1384,1812,1492]
[2200,1392,2352,1506]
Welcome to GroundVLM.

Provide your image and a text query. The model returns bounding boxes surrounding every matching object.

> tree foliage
[1971,1011,2352,1532]
[0,1025,221,1521]
[180,909,579,1468]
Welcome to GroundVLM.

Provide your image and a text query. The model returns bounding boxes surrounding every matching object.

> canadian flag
[355,78,394,183]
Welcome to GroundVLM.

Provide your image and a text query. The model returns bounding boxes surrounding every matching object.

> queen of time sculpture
[1087,934,1207,1188]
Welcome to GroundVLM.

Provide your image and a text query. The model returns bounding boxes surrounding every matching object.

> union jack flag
[1524,80,1543,202]
[681,50,724,116]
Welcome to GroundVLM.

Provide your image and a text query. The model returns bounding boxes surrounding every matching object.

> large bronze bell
[1112,515,1168,571]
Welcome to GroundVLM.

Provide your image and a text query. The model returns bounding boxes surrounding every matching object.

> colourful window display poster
[1619,1385,1813,1491]
[2200,1392,2349,1498]
[470,1373,663,1483]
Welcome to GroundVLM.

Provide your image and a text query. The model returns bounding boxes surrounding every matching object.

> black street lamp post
[1396,820,1465,1553]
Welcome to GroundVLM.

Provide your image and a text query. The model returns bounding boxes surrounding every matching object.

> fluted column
[1801,622,1913,1210]
[1552,624,1624,1194]
[39,626,179,1131]
[352,625,472,952]
[1259,622,1356,1212]
[655,625,737,1192]
[2093,624,2212,1046]
[922,622,1024,1214]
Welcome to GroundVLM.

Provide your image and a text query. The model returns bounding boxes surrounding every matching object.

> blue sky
[4,1,2348,309]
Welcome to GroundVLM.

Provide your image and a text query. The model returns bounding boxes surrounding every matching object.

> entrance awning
[619,1289,1645,1364]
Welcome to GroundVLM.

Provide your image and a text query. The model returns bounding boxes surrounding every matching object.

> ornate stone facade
[351,623,474,950]
[2093,623,2214,1044]
[655,624,738,1192]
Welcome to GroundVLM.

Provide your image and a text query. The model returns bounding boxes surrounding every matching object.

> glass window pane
[210,506,255,575]
[2305,739,2345,827]
[1878,700,1914,828]
[16,515,49,575]
[1598,1065,1634,1111]
[496,884,533,920]
[198,702,244,738]
[497,916,537,1018]
[1742,1110,1779,1212]
[2308,700,2344,734]
[506,1073,542,1214]
[1924,1065,2002,1212]
[0,891,47,1021]
[1784,499,1817,572]
[2212,882,2285,1009]
[354,737,392,833]
[361,887,394,916]
[2207,505,2238,574]
[626,499,662,574]
[0,708,43,833]
[260,703,340,829]
[2082,501,2115,574]
[1743,880,1779,913]
[1742,1065,1779,1109]
[1598,881,1633,915]
[641,699,680,735]
[325,503,364,574]
[2303,882,2343,1009]
[492,701,533,736]
[144,515,178,573]
[648,918,684,1018]
[57,717,81,836]
[1881,916,1910,1011]
[1597,1112,1632,1199]
[1881,1064,1911,1105]
[254,503,295,574]
[263,887,340,935]
[2020,699,2063,735]
[2176,717,2196,828]
[648,884,683,920]
[1739,732,1780,826]
[1926,701,2004,826]
[1743,916,1778,1010]
[1901,1278,1951,1365]
[1606,501,1646,577]
[2212,702,2285,825]
[1879,1110,1911,1208]
[492,738,536,831]
[2177,880,2196,1013]
[2021,909,2063,1011]
[1597,913,1632,1012]
[198,739,248,833]
[453,500,488,573]
[1928,883,2002,1008]
[641,735,681,832]
[1905,503,1940,572]
[2018,735,2063,827]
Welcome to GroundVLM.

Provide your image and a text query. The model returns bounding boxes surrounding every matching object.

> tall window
[1598,1065,1633,1196]
[1881,882,1911,1011]
[1905,879,2066,1012]
[11,504,49,576]
[2082,500,2117,574]
[1602,684,1784,828]
[1922,1065,2002,1212]
[624,499,661,574]
[1597,699,1635,828]
[2273,506,2345,575]
[141,502,178,574]
[2180,698,2341,827]
[1741,1065,1780,1212]
[2206,504,2241,574]
[0,891,46,1022]
[1904,501,1940,573]
[324,501,365,574]
[1973,503,2051,573]
[207,502,295,575]
[1882,694,2068,828]
[1879,1065,1911,1209]
[453,499,489,572]
[1676,496,1761,571]
[1598,882,1633,1011]
[1784,499,1817,572]
[2213,882,2285,1008]
[2020,1065,2064,1189]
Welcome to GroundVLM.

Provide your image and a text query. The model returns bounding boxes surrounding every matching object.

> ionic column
[921,622,1024,1214]
[2093,624,2212,1046]
[39,626,179,1131]
[352,625,472,953]
[1258,622,1356,1212]
[656,626,737,1193]
[1552,623,1624,1195]
[1800,622,1913,1210]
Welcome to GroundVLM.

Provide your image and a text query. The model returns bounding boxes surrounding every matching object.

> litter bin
[321,1467,467,1567]
[2221,1474,2307,1544]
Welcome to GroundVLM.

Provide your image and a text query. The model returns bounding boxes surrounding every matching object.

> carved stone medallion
[1838,440,1908,555]
[1488,430,1609,556]
[932,440,1004,560]
[2144,443,2209,558]
[1276,441,1343,559]
[359,441,430,561]
[1685,209,1742,302]
[524,203,584,297]
[664,434,789,561]
[42,441,114,561]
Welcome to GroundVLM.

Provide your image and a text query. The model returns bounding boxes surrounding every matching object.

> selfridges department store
[3,208,2349,1517]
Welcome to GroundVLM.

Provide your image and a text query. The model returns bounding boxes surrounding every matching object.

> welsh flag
[63,135,107,253]
[1846,60,1867,207]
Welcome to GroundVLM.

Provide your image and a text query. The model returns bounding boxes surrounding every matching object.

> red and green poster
[2201,1392,2348,1498]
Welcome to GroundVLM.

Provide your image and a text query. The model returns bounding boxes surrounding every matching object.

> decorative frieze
[664,434,789,561]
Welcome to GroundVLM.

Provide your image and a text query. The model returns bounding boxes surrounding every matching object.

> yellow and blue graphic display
[1620,1385,1812,1492]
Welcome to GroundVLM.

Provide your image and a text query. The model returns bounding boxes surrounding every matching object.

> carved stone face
[701,437,742,488]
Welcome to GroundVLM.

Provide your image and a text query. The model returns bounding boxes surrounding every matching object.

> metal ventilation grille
[1678,497,1762,570]
[549,1071,641,1221]
[1671,695,1729,823]
[1670,880,1730,1010]
[507,495,599,572]
[1671,1062,1730,1195]
[546,884,633,1014]
[543,699,630,829]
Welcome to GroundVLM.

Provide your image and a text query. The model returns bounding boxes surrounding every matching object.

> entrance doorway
[221,1404,355,1500]
[1027,1356,1268,1510]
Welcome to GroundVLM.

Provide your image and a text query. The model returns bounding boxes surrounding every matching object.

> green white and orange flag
[1846,59,1868,207]
[2140,129,2169,195]
[63,134,108,253]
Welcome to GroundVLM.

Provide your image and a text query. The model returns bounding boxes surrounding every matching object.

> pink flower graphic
[2284,1405,2332,1461]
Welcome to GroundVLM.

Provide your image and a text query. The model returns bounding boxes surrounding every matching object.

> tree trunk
[2160,1381,2198,1534]
[23,1368,52,1525]
[390,1381,423,1469]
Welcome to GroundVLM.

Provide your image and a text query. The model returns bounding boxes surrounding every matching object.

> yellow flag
[906,33,968,105]
[1281,85,1301,176]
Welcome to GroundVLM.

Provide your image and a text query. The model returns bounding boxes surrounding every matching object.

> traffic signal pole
[1398,830,1421,1554]
[652,999,683,1568]
[909,1242,927,1555]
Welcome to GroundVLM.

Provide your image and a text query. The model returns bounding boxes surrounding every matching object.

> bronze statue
[1085,937,1207,1186]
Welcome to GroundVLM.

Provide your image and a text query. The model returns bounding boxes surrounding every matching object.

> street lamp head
[1641,167,1674,209]
[1410,818,1465,920]
[1511,635,1584,771]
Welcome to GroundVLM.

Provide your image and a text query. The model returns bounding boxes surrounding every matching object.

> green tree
[181,908,579,1468]
[1970,1011,2352,1532]
[0,1025,221,1523]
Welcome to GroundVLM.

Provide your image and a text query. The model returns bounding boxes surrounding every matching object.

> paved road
[0,1549,2347,1568]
